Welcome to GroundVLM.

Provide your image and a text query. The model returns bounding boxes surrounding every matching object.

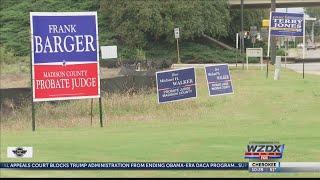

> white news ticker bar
[280,162,320,172]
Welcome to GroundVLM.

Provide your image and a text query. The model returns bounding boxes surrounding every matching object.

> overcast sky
[276,7,316,18]
[276,7,304,13]
[276,7,303,13]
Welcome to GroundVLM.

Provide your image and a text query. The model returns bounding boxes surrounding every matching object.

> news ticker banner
[156,67,197,103]
[0,162,319,172]
[30,12,100,102]
[205,64,234,96]
[270,12,304,37]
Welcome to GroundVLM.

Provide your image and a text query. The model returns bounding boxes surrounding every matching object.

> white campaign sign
[246,48,262,57]
[246,48,264,70]
[101,46,118,59]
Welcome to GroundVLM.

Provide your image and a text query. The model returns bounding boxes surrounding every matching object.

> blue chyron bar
[0,162,247,170]
[278,162,320,173]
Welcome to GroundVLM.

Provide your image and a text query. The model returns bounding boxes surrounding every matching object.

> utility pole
[174,28,181,64]
[312,21,315,44]
[285,8,288,68]
[241,0,245,69]
[270,0,276,65]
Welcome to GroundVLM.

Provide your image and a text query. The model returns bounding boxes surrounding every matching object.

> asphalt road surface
[282,63,320,75]
[172,63,320,76]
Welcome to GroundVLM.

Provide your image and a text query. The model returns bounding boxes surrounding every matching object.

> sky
[276,7,313,18]
[276,7,304,13]
[276,7,316,18]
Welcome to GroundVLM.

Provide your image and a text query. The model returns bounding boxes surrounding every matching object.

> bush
[0,46,28,64]
[100,59,118,68]
[276,48,287,56]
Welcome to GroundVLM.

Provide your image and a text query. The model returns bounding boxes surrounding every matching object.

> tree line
[1,0,269,61]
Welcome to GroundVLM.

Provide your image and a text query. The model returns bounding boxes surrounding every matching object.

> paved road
[172,63,320,76]
[282,63,320,75]
[287,48,320,59]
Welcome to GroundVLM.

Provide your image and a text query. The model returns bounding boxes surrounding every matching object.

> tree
[99,0,231,49]
[0,0,100,56]
[305,7,320,37]
[226,8,269,46]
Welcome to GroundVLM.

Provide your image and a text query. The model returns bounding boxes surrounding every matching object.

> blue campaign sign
[205,64,233,96]
[270,12,304,37]
[156,67,197,103]
[30,12,98,64]
[30,12,100,101]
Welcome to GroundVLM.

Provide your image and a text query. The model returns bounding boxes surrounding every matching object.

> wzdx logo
[244,142,284,160]
[7,147,33,158]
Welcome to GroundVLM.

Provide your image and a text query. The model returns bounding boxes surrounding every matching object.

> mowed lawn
[1,67,320,178]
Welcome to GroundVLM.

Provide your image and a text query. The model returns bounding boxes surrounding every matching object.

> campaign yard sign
[156,67,197,103]
[205,64,233,96]
[270,12,304,37]
[30,12,100,101]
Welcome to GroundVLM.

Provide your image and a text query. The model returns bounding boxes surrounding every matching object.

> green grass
[1,67,320,178]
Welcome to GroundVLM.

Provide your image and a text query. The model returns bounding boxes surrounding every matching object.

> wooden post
[176,38,181,64]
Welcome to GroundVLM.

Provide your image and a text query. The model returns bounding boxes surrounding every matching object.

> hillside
[0,0,267,64]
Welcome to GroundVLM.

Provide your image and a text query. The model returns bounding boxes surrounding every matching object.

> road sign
[156,67,197,103]
[205,64,234,96]
[30,12,100,101]
[101,46,117,59]
[260,27,269,41]
[174,28,180,39]
[246,48,263,57]
[262,19,269,27]
[250,26,257,36]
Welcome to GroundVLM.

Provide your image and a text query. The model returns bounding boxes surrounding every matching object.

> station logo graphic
[244,142,284,160]
[7,147,33,158]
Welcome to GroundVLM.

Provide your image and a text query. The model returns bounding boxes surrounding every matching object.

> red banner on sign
[33,63,99,101]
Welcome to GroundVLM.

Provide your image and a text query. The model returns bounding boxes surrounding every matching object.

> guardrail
[0,75,156,109]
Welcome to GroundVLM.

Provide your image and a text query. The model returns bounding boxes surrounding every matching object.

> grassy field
[1,67,320,178]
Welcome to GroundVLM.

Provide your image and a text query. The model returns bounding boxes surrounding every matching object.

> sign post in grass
[156,67,197,104]
[267,11,305,79]
[29,12,102,130]
[205,64,234,96]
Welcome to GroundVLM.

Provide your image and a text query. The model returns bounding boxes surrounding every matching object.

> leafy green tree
[226,8,269,46]
[0,0,100,56]
[100,0,231,49]
[305,7,320,36]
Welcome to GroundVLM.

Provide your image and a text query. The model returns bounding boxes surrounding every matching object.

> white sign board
[101,46,117,59]
[236,33,239,49]
[174,28,180,39]
[246,48,263,70]
[246,48,263,57]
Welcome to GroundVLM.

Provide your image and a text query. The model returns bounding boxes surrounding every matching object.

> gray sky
[276,7,315,18]
[276,7,304,13]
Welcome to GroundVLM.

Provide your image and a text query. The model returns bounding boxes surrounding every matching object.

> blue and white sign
[156,67,197,103]
[30,12,100,101]
[270,12,304,37]
[205,64,233,96]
